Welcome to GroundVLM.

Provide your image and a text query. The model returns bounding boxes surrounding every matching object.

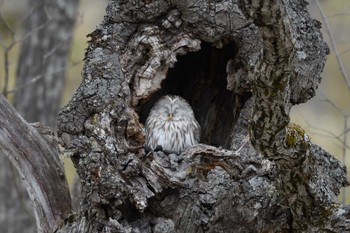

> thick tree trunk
[0,1,78,232]
[2,0,345,232]
[56,0,350,232]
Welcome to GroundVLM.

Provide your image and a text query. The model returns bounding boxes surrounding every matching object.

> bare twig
[7,72,47,94]
[7,59,81,95]
[315,0,350,90]
[326,4,350,19]
[43,42,63,59]
[301,115,350,151]
[0,7,16,98]
[17,20,50,43]
[341,47,350,55]
[0,4,52,97]
[318,92,348,116]
[306,90,350,203]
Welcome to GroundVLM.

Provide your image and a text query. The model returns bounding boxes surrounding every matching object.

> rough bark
[55,0,349,232]
[0,95,72,232]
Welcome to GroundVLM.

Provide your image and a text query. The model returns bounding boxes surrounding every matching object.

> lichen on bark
[56,0,348,232]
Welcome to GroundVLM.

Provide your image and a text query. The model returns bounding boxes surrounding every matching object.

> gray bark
[0,156,36,233]
[23,0,350,232]
[57,0,349,232]
[0,95,72,232]
[0,0,78,232]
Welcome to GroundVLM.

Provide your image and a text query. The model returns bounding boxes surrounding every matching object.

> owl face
[150,96,195,122]
[145,95,200,154]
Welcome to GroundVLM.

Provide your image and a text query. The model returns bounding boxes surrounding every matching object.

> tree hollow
[138,42,250,149]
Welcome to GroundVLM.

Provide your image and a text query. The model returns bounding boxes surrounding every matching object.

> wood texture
[0,95,72,232]
[0,156,37,233]
[55,0,349,232]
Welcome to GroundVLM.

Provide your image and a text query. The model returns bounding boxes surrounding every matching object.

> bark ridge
[56,0,348,232]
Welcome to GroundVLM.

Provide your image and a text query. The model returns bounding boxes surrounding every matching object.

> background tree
[0,0,78,232]
[12,0,78,128]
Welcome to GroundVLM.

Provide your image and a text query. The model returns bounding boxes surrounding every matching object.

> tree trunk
[0,95,72,233]
[0,156,37,233]
[3,0,348,232]
[13,0,78,128]
[56,0,350,232]
[0,0,78,232]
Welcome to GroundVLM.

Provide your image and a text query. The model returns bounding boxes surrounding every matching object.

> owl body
[145,95,200,154]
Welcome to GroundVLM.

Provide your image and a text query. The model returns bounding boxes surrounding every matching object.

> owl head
[148,95,196,122]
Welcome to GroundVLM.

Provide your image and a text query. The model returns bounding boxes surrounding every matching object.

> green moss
[315,203,340,228]
[285,123,309,148]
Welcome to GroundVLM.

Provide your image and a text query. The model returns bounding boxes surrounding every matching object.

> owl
[145,95,201,154]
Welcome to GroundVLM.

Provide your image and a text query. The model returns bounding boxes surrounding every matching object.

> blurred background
[0,1,108,232]
[0,0,349,226]
[0,0,107,181]
[291,0,350,204]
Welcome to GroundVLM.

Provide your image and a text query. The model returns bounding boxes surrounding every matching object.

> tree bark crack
[54,0,346,232]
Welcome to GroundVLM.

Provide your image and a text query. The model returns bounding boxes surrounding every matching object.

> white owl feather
[145,95,200,154]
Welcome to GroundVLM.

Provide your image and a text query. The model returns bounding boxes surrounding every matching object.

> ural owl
[145,95,201,154]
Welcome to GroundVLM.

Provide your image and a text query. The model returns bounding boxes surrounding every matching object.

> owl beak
[167,113,173,121]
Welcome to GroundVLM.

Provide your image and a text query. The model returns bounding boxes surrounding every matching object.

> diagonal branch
[0,95,72,232]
